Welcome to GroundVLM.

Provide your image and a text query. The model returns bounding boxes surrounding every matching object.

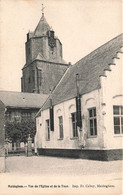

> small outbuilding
[0,91,48,151]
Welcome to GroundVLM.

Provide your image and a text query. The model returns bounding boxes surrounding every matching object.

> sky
[0,0,122,92]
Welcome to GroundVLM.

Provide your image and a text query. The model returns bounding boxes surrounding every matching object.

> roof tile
[33,14,50,37]
[42,34,123,110]
[0,91,48,109]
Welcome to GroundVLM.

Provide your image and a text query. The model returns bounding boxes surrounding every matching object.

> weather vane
[41,4,46,15]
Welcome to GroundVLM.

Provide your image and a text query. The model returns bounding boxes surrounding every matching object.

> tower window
[37,69,42,86]
[28,47,30,54]
[48,30,54,38]
[28,76,31,83]
[32,70,35,82]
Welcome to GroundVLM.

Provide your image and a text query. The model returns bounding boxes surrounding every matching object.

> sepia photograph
[0,0,123,194]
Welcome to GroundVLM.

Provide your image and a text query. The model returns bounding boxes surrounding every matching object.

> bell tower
[21,6,68,94]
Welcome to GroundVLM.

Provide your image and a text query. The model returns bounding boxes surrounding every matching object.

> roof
[42,34,123,110]
[22,14,67,67]
[33,14,50,37]
[0,91,48,109]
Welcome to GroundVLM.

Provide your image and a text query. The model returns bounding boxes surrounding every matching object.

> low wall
[37,148,123,161]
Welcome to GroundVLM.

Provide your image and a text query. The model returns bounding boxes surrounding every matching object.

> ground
[4,156,123,176]
[0,156,123,195]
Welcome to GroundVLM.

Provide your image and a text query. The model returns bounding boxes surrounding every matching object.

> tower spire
[41,4,46,16]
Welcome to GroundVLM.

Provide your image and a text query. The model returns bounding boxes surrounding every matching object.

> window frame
[71,112,78,138]
[113,105,123,135]
[37,69,42,86]
[46,119,50,141]
[5,111,11,121]
[28,47,30,54]
[28,76,31,83]
[21,111,31,121]
[58,116,64,139]
[88,107,97,137]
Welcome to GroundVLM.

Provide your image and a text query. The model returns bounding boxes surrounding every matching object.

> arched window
[56,109,64,139]
[69,104,78,138]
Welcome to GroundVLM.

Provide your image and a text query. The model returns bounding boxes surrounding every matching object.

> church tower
[21,9,68,94]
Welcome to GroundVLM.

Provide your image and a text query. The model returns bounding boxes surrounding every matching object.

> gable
[42,34,123,110]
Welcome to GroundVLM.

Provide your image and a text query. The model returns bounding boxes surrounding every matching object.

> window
[5,111,11,121]
[71,112,78,137]
[28,47,30,54]
[28,76,31,83]
[21,112,31,121]
[12,116,21,123]
[32,70,35,82]
[58,116,63,139]
[12,111,21,123]
[37,69,42,86]
[46,119,50,140]
[88,108,97,136]
[113,106,123,134]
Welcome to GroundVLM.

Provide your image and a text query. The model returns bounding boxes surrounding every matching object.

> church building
[0,11,68,124]
[0,11,68,152]
[35,34,123,161]
[0,6,122,161]
[21,12,68,94]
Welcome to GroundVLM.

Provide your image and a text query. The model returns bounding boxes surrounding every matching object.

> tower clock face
[48,37,56,48]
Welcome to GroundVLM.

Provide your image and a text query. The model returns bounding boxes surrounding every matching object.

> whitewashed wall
[36,89,104,150]
[82,89,104,149]
[38,99,79,149]
[100,51,123,149]
[35,51,123,150]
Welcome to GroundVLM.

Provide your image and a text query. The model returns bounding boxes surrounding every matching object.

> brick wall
[26,36,63,65]
[22,60,68,94]
[22,32,68,94]
[0,100,5,172]
[22,63,36,93]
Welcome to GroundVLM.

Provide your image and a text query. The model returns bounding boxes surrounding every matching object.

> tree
[5,119,36,144]
[20,119,36,143]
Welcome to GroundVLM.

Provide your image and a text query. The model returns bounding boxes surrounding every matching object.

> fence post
[27,134,32,156]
